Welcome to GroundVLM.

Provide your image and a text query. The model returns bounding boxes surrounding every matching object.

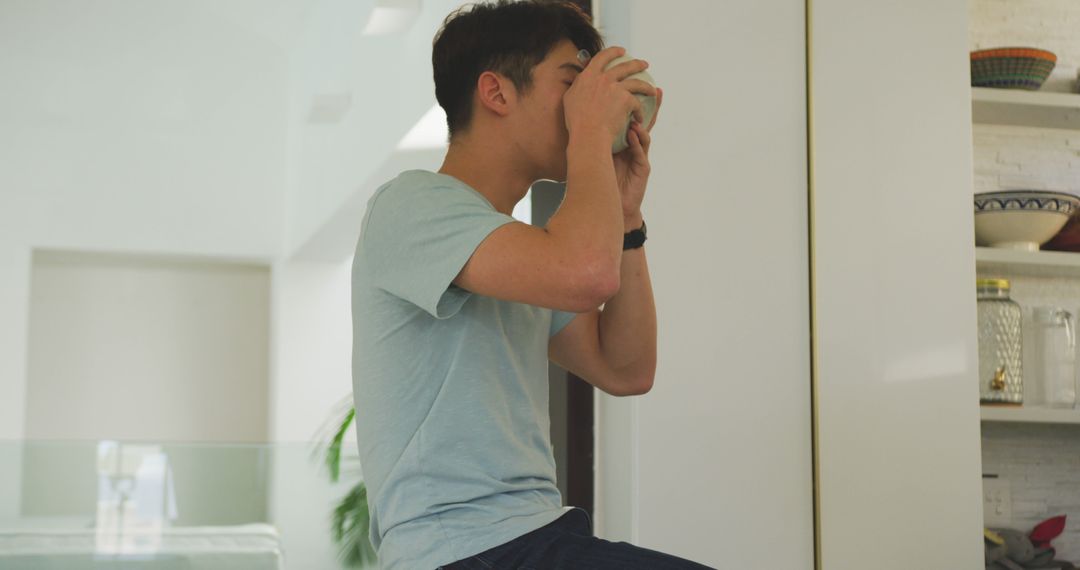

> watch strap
[623,219,647,250]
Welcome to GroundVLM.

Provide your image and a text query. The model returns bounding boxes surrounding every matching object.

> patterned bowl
[971,47,1056,90]
[975,191,1079,250]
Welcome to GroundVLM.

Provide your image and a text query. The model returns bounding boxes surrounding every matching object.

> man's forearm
[546,132,625,273]
[597,212,657,390]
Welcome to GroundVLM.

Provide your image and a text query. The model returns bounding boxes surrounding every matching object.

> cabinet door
[595,1,814,568]
[811,0,985,567]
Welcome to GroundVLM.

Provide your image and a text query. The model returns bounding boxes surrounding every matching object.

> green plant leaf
[331,482,377,567]
[326,407,355,483]
[312,396,374,567]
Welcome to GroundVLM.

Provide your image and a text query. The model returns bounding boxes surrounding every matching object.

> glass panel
[0,440,368,569]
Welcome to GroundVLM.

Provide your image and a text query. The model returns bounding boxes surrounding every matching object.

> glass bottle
[977,278,1023,405]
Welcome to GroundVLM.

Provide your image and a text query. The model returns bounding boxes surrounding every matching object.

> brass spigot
[990,366,1007,392]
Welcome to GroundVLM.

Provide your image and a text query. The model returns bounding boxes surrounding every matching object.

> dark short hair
[432,0,603,140]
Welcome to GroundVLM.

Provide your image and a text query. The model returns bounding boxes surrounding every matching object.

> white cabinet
[607,2,1003,568]
[811,0,985,567]
[597,1,813,568]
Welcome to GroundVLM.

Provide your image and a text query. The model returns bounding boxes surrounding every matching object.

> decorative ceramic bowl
[971,47,1056,90]
[974,190,1079,250]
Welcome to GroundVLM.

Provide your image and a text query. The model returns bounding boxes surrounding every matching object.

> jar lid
[977,278,1010,290]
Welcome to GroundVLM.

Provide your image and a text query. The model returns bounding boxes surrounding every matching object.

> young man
[351,1,710,568]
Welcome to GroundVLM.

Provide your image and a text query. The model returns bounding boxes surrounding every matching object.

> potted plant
[313,396,376,568]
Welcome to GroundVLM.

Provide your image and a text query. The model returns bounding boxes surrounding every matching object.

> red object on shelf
[1029,515,1066,549]
[1042,216,1080,252]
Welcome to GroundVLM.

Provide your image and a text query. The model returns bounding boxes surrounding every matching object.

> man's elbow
[626,376,654,396]
[578,256,620,309]
[612,382,651,397]
[615,370,655,397]
[558,258,619,312]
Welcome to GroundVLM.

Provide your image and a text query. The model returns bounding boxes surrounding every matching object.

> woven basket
[971,47,1056,90]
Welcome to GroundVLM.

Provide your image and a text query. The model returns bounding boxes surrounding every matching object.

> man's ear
[475,71,513,118]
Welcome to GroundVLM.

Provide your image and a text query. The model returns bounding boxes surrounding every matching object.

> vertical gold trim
[805,0,822,568]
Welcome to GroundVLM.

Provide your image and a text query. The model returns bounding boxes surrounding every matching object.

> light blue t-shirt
[350,169,579,570]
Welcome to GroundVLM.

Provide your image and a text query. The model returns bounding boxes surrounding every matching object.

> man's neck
[437,137,534,216]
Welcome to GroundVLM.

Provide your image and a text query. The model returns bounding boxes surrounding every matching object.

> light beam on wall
[362,0,422,36]
[396,104,449,150]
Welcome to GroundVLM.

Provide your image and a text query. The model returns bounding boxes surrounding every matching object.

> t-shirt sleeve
[550,309,579,337]
[361,182,517,319]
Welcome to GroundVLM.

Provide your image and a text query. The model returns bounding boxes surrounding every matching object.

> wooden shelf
[981,405,1080,424]
[972,87,1080,130]
[976,246,1080,277]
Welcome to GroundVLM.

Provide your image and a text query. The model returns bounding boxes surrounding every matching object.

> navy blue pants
[437,507,717,569]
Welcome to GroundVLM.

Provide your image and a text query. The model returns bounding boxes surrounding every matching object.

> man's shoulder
[356,168,499,260]
[368,169,475,212]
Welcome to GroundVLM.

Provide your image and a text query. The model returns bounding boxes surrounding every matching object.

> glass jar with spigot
[977,278,1023,405]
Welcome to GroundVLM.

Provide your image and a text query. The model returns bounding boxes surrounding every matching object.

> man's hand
[614,87,663,229]
[563,46,654,148]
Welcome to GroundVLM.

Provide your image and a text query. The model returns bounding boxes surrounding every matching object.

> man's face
[516,39,585,182]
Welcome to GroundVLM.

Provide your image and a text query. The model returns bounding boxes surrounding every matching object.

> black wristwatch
[623,219,647,250]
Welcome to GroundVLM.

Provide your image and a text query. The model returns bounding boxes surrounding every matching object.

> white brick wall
[982,422,1080,562]
[972,0,1080,196]
[973,125,1080,194]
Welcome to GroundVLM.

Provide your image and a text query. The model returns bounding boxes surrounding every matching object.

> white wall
[268,442,364,570]
[285,0,471,253]
[0,1,291,442]
[595,1,814,567]
[811,0,985,566]
[0,246,32,443]
[269,258,355,443]
[25,251,270,443]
